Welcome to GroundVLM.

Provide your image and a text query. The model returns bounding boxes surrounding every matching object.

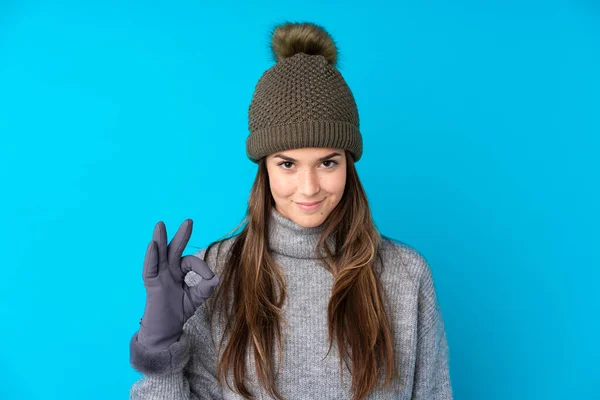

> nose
[297,168,320,197]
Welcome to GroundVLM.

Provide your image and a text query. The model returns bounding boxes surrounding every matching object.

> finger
[142,241,158,280]
[181,255,215,280]
[152,221,168,264]
[167,219,193,265]
[188,275,220,302]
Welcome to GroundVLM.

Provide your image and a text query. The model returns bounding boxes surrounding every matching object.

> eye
[278,161,294,170]
[322,160,338,168]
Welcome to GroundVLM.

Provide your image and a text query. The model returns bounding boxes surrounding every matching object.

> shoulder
[376,235,435,292]
[377,236,446,340]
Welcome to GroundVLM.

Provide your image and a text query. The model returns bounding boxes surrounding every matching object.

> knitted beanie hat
[246,22,362,163]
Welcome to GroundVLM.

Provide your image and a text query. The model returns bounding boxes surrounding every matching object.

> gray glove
[136,219,219,351]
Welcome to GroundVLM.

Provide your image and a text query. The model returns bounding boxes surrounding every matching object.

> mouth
[295,198,325,211]
[295,200,324,206]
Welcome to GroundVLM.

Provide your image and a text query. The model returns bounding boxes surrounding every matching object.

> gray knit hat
[246,22,362,163]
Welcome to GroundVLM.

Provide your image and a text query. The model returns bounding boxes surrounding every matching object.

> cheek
[269,173,295,198]
[323,171,347,196]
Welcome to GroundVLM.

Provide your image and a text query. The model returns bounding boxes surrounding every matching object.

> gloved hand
[136,219,220,351]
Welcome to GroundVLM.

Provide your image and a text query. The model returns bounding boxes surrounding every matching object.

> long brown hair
[202,151,396,400]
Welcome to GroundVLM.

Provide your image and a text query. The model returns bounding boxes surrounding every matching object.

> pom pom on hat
[270,21,338,66]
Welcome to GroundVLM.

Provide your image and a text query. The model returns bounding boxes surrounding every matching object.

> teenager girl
[129,21,453,400]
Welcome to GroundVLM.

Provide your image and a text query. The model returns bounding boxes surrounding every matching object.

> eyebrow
[273,152,342,162]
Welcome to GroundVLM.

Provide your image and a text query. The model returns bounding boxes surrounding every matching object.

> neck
[267,207,332,259]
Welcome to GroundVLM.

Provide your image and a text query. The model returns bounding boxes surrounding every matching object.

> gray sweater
[130,208,453,399]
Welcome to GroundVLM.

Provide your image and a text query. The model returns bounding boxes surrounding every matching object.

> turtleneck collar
[267,207,332,259]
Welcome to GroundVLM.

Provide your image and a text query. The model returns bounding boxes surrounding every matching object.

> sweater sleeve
[411,258,454,400]
[129,323,196,400]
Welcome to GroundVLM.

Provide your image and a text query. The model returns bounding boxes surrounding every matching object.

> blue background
[1,0,598,399]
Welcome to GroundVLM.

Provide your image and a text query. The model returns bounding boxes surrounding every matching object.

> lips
[296,200,323,206]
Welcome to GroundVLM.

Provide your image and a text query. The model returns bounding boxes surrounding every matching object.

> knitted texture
[246,53,363,163]
[130,208,454,399]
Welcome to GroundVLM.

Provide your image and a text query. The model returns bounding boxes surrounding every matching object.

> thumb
[189,274,219,304]
[193,274,219,301]
[183,275,220,318]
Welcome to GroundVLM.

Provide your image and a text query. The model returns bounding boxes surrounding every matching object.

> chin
[291,211,329,228]
[275,202,335,227]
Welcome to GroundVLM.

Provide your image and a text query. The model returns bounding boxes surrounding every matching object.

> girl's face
[266,147,347,228]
